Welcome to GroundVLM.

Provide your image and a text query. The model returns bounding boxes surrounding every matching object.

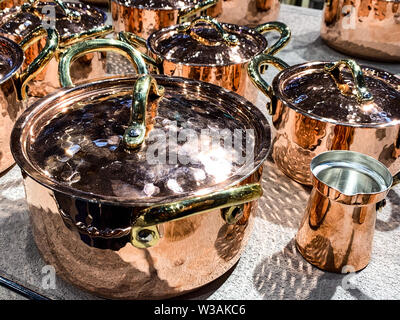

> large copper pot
[10,38,271,299]
[120,16,290,108]
[111,0,221,38]
[0,1,112,98]
[0,32,58,174]
[321,0,400,62]
[249,55,400,186]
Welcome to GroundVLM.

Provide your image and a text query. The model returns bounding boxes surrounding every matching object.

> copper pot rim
[11,75,271,206]
[0,35,24,84]
[147,22,268,67]
[111,0,202,10]
[272,61,400,128]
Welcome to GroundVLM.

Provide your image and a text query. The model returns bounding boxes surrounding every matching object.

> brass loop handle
[178,0,218,23]
[58,182,262,249]
[123,74,165,149]
[248,53,290,115]
[23,0,81,21]
[179,16,239,47]
[58,38,149,87]
[118,31,162,74]
[324,60,374,102]
[254,21,291,56]
[17,26,59,101]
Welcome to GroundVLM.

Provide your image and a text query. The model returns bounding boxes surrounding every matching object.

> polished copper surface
[0,37,24,174]
[321,0,400,62]
[296,151,394,272]
[111,0,220,38]
[11,75,271,298]
[0,0,24,10]
[0,2,110,98]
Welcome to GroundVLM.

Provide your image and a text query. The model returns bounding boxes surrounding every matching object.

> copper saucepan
[0,31,58,174]
[120,16,291,107]
[11,38,271,299]
[249,55,400,185]
[0,0,112,98]
[111,0,221,38]
[321,0,400,62]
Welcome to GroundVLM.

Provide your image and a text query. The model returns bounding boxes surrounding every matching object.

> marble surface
[1,4,400,300]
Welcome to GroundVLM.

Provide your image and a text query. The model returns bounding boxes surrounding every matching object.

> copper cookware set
[1,0,399,299]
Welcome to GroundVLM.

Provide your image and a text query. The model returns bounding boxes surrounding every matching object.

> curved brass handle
[23,0,81,21]
[58,38,149,87]
[324,60,373,103]
[248,53,290,115]
[17,27,59,101]
[178,0,219,23]
[179,16,239,47]
[123,75,165,149]
[254,21,291,56]
[118,31,162,74]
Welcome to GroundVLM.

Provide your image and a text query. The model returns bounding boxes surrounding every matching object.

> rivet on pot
[131,225,160,249]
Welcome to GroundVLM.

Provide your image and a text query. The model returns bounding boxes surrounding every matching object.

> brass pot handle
[118,31,162,74]
[23,0,81,21]
[58,182,262,248]
[58,38,149,87]
[324,59,374,102]
[17,26,59,101]
[178,0,219,23]
[254,21,291,56]
[248,53,290,115]
[179,16,239,47]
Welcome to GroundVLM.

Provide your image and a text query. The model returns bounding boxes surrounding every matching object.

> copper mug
[111,0,221,39]
[296,150,399,272]
[321,0,400,62]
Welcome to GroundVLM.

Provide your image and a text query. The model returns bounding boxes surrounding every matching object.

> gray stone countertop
[0,4,399,300]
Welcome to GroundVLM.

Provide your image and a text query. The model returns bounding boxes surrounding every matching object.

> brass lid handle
[324,59,374,103]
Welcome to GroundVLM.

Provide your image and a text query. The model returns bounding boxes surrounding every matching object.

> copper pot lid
[113,0,205,10]
[0,36,23,84]
[12,76,271,205]
[274,60,400,127]
[0,2,107,41]
[147,16,267,66]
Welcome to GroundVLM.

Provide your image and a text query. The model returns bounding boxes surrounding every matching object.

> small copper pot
[0,1,112,98]
[296,151,399,272]
[111,0,221,39]
[10,38,271,299]
[120,16,290,107]
[0,32,58,174]
[321,0,400,62]
[249,55,400,185]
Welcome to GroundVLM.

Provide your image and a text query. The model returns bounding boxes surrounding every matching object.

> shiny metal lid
[113,0,203,10]
[12,76,270,205]
[274,60,400,127]
[0,2,107,40]
[147,16,267,66]
[0,36,23,84]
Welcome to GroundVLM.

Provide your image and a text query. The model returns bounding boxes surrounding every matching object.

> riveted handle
[179,16,239,47]
[254,21,291,56]
[118,31,162,74]
[17,26,59,101]
[324,60,374,103]
[178,0,219,23]
[248,53,290,115]
[23,0,81,21]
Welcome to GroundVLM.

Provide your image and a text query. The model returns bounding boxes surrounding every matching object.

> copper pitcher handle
[178,0,219,23]
[324,60,374,103]
[254,21,291,56]
[23,0,81,21]
[118,31,162,73]
[248,53,289,115]
[58,183,262,248]
[17,26,59,101]
[178,16,239,47]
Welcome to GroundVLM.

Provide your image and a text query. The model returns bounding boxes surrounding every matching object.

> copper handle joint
[324,59,374,103]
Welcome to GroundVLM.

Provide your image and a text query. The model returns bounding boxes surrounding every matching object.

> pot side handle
[178,0,219,23]
[17,26,59,101]
[248,53,289,115]
[254,21,291,56]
